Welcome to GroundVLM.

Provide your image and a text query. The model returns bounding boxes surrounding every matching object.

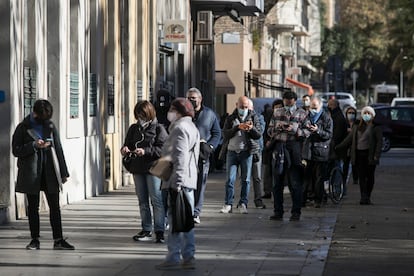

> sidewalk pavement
[1,149,413,276]
[323,149,414,276]
[0,172,339,276]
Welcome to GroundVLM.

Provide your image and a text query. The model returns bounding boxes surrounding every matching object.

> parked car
[390,97,414,107]
[373,106,414,152]
[317,92,357,112]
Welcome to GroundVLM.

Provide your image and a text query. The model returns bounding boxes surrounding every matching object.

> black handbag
[169,189,194,233]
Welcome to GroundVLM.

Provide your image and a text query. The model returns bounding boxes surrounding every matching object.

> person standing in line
[219,96,262,214]
[302,97,333,208]
[342,106,359,185]
[336,106,382,205]
[327,98,348,194]
[12,99,74,250]
[267,91,309,221]
[302,94,311,113]
[247,99,266,209]
[121,100,168,243]
[186,88,221,224]
[262,99,284,199]
[300,94,313,205]
[156,98,200,270]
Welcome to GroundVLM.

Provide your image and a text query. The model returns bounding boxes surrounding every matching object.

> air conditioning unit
[196,11,213,41]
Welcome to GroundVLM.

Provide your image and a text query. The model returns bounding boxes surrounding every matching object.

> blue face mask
[347,113,356,121]
[238,108,248,117]
[362,114,372,122]
[309,108,318,116]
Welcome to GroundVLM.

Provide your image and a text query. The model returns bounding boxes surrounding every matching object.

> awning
[215,71,235,94]
[285,77,314,96]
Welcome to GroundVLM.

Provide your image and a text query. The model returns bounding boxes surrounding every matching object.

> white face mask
[167,111,177,123]
[138,118,151,129]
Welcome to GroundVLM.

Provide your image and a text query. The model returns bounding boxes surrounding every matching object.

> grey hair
[186,87,202,98]
[311,96,323,105]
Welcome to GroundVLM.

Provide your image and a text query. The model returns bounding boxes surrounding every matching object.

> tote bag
[149,155,173,181]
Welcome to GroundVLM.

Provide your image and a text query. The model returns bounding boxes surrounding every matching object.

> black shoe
[269,213,283,221]
[133,230,152,241]
[289,213,301,221]
[254,199,266,209]
[262,192,272,199]
[53,238,75,250]
[155,231,165,243]
[26,239,40,250]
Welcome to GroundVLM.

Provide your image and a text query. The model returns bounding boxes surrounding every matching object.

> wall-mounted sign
[222,32,240,44]
[0,90,5,103]
[164,20,187,43]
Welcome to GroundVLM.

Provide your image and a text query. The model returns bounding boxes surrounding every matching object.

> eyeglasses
[347,112,356,115]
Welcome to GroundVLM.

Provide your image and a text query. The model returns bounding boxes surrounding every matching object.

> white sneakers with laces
[219,205,232,213]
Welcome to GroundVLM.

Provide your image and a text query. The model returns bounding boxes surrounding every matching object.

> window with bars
[89,73,97,117]
[70,72,79,118]
[107,75,114,116]
[24,67,37,116]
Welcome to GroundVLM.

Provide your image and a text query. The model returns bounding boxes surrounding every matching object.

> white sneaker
[220,205,232,213]
[193,216,201,224]
[239,203,248,214]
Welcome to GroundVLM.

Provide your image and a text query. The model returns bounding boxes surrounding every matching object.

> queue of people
[13,90,382,271]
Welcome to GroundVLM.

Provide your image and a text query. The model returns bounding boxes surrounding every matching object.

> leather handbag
[149,155,173,181]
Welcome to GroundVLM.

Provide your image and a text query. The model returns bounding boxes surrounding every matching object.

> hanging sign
[164,20,187,43]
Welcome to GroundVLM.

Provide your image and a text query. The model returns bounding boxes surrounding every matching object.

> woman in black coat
[336,106,382,205]
[12,99,74,250]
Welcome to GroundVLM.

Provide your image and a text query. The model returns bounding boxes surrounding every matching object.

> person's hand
[35,139,51,149]
[308,124,318,133]
[134,148,145,157]
[120,146,130,156]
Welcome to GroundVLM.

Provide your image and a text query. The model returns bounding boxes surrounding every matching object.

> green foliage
[252,29,262,52]
[318,0,414,89]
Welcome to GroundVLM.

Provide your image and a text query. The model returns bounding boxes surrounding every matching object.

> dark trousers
[194,159,210,216]
[27,192,62,240]
[272,141,304,215]
[356,150,376,201]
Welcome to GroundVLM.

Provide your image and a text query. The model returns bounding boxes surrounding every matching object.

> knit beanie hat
[361,106,376,117]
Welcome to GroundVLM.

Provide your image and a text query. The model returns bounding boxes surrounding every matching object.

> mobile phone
[45,138,53,142]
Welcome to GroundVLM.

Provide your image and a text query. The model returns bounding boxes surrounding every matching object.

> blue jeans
[225,150,253,206]
[133,174,165,233]
[165,188,195,263]
[194,159,210,217]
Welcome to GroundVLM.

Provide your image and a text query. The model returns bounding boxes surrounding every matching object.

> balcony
[191,0,264,16]
[265,0,309,36]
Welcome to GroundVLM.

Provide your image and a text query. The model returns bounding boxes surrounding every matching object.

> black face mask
[34,117,45,124]
[189,100,197,110]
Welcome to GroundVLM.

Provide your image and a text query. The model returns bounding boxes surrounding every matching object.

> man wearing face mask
[219,96,262,214]
[267,91,310,221]
[186,88,221,224]
[302,97,333,208]
[302,95,311,113]
[121,100,168,243]
[336,106,382,205]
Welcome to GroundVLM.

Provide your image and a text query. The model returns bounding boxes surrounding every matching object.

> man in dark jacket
[327,98,348,161]
[302,96,333,208]
[219,96,262,214]
[267,91,309,221]
[187,88,221,224]
[12,99,74,250]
